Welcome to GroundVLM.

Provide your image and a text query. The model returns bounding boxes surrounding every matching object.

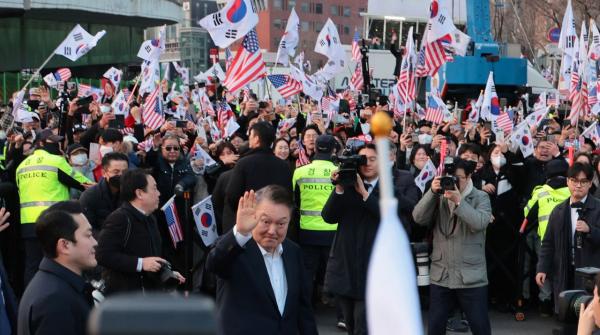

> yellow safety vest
[292,160,338,231]
[524,184,570,240]
[16,149,91,224]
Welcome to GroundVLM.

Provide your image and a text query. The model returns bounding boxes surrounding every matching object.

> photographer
[412,158,493,335]
[96,169,185,295]
[536,163,600,314]
[577,274,600,335]
[321,143,407,334]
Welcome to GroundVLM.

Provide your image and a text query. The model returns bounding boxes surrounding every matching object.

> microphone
[572,202,586,249]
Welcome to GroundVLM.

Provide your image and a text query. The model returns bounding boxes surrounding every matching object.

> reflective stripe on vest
[18,165,59,173]
[293,160,338,232]
[300,210,322,216]
[20,201,60,208]
[297,178,331,184]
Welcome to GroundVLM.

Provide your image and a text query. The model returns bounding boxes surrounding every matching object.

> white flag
[426,0,457,42]
[290,65,323,101]
[111,90,129,116]
[198,0,258,48]
[558,0,578,90]
[55,24,106,62]
[225,117,240,137]
[589,19,600,60]
[43,73,58,88]
[194,144,217,167]
[314,18,345,61]
[275,8,300,66]
[172,62,190,85]
[581,121,600,146]
[15,105,36,123]
[580,21,589,64]
[449,29,471,57]
[192,196,219,247]
[481,72,500,122]
[511,122,534,158]
[414,159,436,193]
[11,90,25,118]
[103,67,123,89]
[139,58,160,95]
[137,27,165,61]
[195,62,226,83]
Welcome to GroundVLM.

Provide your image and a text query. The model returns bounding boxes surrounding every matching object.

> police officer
[523,159,570,316]
[16,129,93,285]
[292,135,338,301]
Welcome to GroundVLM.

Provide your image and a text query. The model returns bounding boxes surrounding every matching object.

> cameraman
[578,274,600,335]
[412,158,493,335]
[322,143,407,334]
[96,169,185,295]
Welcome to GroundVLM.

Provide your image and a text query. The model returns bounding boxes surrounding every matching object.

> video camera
[439,156,458,192]
[557,267,600,323]
[331,138,367,187]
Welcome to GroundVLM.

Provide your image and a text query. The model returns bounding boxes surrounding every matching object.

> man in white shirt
[207,185,318,335]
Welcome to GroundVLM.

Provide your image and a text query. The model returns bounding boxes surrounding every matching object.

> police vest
[524,184,570,240]
[16,149,91,224]
[292,160,338,231]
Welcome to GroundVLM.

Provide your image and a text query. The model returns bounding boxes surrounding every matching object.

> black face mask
[44,142,62,155]
[107,175,121,190]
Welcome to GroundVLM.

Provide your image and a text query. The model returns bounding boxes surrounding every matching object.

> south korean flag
[198,0,259,48]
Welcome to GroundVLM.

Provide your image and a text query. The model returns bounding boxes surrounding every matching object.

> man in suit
[537,162,600,313]
[321,143,408,335]
[18,201,97,335]
[206,185,318,335]
[96,169,185,295]
[225,122,293,214]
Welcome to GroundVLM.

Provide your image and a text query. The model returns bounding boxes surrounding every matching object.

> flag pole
[21,52,55,92]
[126,75,141,105]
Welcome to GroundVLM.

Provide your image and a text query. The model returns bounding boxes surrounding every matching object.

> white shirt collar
[257,243,284,257]
[570,195,588,206]
[365,177,379,187]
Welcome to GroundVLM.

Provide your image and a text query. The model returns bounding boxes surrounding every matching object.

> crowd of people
[0,71,599,335]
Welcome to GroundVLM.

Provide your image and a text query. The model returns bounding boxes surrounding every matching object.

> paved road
[315,304,567,335]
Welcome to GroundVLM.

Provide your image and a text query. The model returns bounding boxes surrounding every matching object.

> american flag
[425,93,444,124]
[296,140,311,167]
[137,137,154,152]
[225,47,233,71]
[418,37,453,77]
[77,83,91,97]
[200,92,215,117]
[415,44,428,77]
[495,111,513,134]
[267,74,302,98]
[55,68,72,82]
[350,63,364,92]
[569,61,580,102]
[588,82,598,106]
[161,196,183,248]
[217,101,234,133]
[223,29,266,93]
[142,85,165,130]
[321,95,337,112]
[352,30,362,62]
[547,92,558,106]
[398,56,415,104]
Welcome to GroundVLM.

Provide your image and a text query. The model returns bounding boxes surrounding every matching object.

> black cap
[315,135,336,154]
[66,143,87,156]
[546,159,569,179]
[37,128,63,143]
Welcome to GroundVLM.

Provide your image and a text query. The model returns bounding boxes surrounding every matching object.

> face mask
[100,145,113,156]
[71,154,88,166]
[0,130,7,141]
[44,142,62,155]
[99,105,111,114]
[418,134,433,145]
[107,175,121,189]
[491,155,506,168]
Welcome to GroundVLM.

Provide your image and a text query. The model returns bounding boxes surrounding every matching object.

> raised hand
[235,190,257,235]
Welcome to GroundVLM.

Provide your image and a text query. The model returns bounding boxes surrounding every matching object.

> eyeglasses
[569,178,590,186]
[164,146,180,152]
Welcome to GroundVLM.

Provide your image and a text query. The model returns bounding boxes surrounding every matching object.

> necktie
[364,182,371,192]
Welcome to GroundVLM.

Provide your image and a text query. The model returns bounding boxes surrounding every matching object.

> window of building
[274,0,282,9]
[301,3,309,12]
[330,5,338,16]
[315,3,322,14]
[274,19,283,29]
[301,21,309,32]
[315,21,324,32]
[343,25,350,35]
[288,0,296,7]
[343,6,351,17]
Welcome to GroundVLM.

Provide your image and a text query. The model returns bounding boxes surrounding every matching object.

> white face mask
[0,130,7,141]
[71,154,88,166]
[418,134,433,145]
[100,145,113,156]
[491,155,506,168]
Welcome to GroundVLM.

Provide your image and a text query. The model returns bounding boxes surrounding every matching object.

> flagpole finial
[371,111,393,138]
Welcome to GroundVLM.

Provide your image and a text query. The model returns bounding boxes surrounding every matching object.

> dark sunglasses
[164,146,180,152]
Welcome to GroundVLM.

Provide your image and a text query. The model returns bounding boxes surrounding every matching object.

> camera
[557,267,600,323]
[411,242,430,287]
[440,157,458,192]
[155,261,181,291]
[331,138,367,187]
